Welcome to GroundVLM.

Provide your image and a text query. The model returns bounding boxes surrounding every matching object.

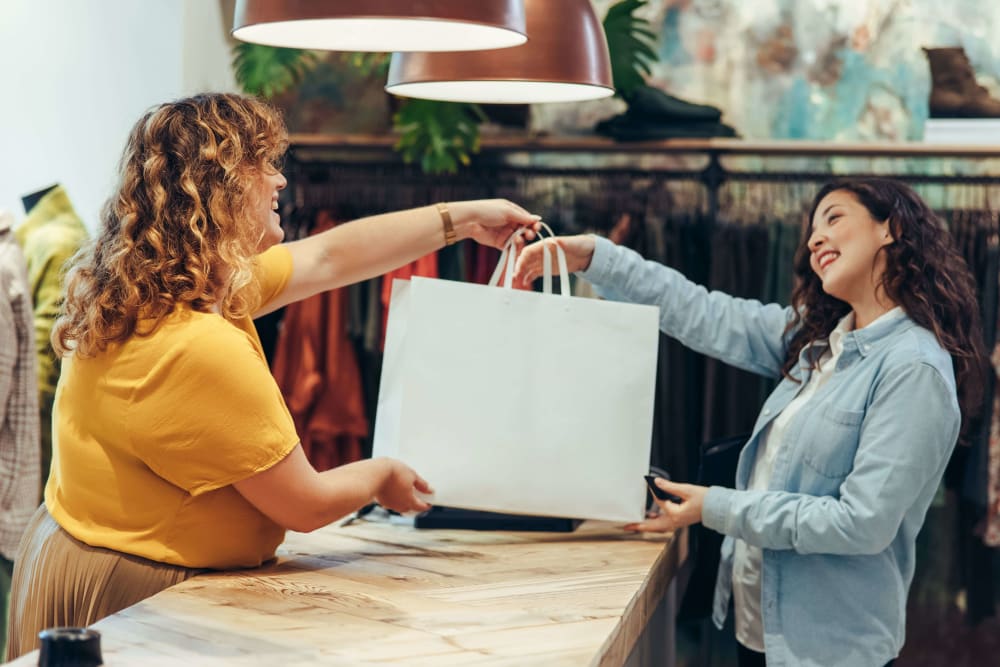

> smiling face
[251,165,288,252]
[807,189,895,309]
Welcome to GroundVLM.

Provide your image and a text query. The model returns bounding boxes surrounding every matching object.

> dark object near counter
[416,506,581,531]
[596,84,739,140]
[38,627,103,666]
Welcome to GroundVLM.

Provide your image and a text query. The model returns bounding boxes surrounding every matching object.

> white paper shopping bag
[372,232,660,522]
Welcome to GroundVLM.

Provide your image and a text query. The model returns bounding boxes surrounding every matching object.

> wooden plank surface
[6,520,684,666]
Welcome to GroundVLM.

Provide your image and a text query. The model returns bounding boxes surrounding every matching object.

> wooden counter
[7,519,686,666]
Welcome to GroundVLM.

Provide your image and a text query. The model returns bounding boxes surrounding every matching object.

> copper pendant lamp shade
[232,0,528,52]
[385,0,614,104]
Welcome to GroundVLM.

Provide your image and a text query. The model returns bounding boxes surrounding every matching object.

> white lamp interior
[386,80,616,104]
[232,18,527,52]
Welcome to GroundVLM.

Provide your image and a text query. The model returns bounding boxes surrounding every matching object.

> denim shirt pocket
[801,406,864,479]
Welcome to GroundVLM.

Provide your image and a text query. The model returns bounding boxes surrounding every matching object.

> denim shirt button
[763,409,771,416]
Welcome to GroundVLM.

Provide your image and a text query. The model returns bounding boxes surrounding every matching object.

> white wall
[0,0,238,233]
[183,0,238,97]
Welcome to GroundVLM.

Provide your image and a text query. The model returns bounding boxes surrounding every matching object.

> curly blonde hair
[53,93,288,357]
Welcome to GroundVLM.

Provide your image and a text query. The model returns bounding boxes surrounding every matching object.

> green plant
[337,53,483,174]
[603,0,659,101]
[231,43,482,174]
[232,42,323,99]
[340,52,391,78]
[393,99,487,174]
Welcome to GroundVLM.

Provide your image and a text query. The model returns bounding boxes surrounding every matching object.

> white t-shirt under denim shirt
[732,306,905,652]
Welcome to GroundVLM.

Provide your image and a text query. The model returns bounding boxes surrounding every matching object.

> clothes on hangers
[465,242,501,286]
[271,212,368,472]
[14,185,87,493]
[0,210,41,540]
[983,223,1000,548]
[925,207,999,626]
[0,209,41,658]
[986,339,1000,547]
[700,223,771,442]
[437,241,467,283]
[644,211,711,484]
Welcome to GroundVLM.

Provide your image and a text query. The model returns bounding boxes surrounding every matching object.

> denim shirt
[581,237,960,667]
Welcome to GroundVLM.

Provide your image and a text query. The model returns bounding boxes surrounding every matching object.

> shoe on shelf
[923,46,1000,118]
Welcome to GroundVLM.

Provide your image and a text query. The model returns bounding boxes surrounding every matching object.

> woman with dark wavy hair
[514,177,986,667]
[5,92,540,660]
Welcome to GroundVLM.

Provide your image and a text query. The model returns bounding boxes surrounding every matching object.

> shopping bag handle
[487,222,571,296]
[488,226,534,290]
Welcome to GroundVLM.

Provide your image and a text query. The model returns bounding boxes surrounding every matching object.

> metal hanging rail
[289,134,1000,158]
[287,134,1000,220]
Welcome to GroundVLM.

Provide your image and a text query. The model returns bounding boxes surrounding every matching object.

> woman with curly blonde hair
[514,178,987,666]
[5,92,539,659]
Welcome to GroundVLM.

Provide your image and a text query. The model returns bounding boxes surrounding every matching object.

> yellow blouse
[45,245,299,569]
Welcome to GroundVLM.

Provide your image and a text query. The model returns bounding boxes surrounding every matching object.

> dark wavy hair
[783,178,987,444]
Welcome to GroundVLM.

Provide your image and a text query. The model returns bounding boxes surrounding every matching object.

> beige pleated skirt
[4,505,202,661]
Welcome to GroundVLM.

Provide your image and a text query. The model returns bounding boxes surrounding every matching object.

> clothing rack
[287,135,1000,222]
[282,133,1000,490]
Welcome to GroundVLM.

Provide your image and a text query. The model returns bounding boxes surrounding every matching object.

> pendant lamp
[385,0,614,104]
[232,0,527,52]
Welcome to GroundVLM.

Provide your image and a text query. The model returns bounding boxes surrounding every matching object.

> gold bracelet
[436,202,457,246]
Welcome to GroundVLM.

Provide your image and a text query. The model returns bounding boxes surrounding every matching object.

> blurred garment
[272,212,368,471]
[0,210,41,559]
[14,186,87,493]
[985,341,1000,546]
[0,209,41,660]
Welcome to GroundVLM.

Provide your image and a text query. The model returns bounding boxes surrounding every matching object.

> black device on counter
[415,506,582,532]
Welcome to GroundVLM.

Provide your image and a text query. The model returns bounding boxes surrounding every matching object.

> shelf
[289,133,1000,159]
